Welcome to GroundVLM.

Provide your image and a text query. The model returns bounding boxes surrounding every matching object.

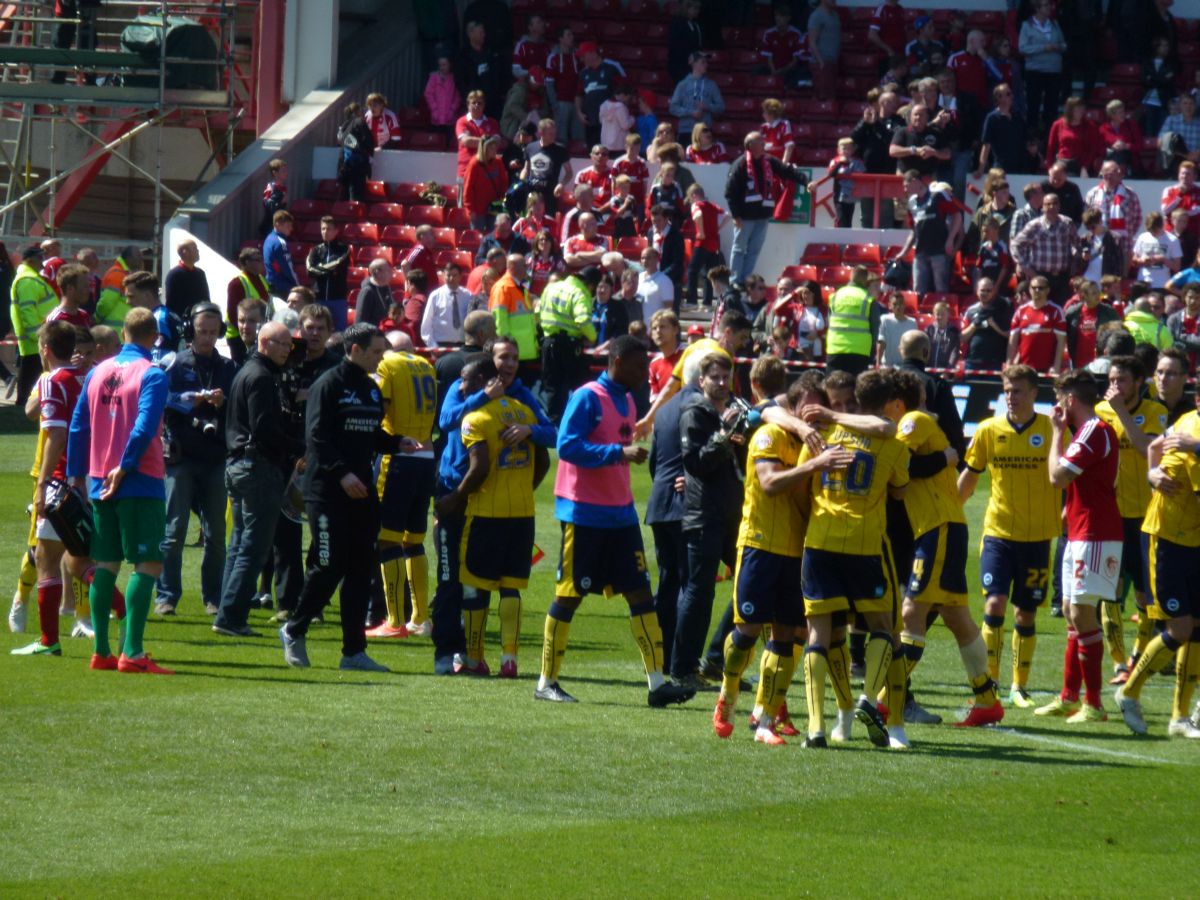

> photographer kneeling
[155,304,237,616]
[673,352,747,691]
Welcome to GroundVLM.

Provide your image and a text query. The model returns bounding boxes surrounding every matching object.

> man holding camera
[155,304,237,617]
[672,352,746,690]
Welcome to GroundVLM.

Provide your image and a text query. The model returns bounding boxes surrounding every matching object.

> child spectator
[514,191,552,243]
[646,121,677,164]
[828,137,865,228]
[635,89,659,151]
[259,158,288,238]
[685,123,729,164]
[610,175,640,238]
[760,98,796,163]
[768,324,796,360]
[599,83,636,154]
[1079,207,1123,283]
[424,55,462,136]
[975,217,1013,292]
[365,92,401,150]
[876,291,917,367]
[793,281,825,360]
[526,229,563,295]
[685,184,728,307]
[647,162,685,223]
[613,133,650,208]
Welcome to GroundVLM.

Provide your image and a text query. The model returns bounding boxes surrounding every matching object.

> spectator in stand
[648,205,685,308]
[828,137,866,228]
[1161,161,1200,258]
[896,170,962,295]
[794,282,827,361]
[500,67,548,141]
[401,224,440,288]
[420,261,471,347]
[262,210,298,299]
[1012,192,1079,303]
[668,52,725,143]
[638,247,674,321]
[987,36,1024,113]
[925,300,961,369]
[609,175,640,239]
[336,102,375,202]
[575,145,614,217]
[462,135,508,231]
[1060,0,1102,105]
[1041,159,1084,224]
[724,132,807,287]
[1046,96,1099,177]
[526,228,563,289]
[521,118,573,217]
[976,217,1013,291]
[476,213,530,264]
[512,14,549,79]
[1160,93,1200,178]
[599,83,636,154]
[971,178,1017,247]
[259,158,288,238]
[614,133,650,209]
[851,90,904,228]
[502,120,535,177]
[514,191,551,243]
[1167,248,1200,297]
[461,0,512,56]
[1141,36,1176,140]
[634,90,659,151]
[1166,283,1200,368]
[1078,207,1123,284]
[1065,278,1120,368]
[306,216,351,330]
[1099,99,1143,177]
[978,84,1029,176]
[648,161,688,224]
[889,103,951,178]
[760,98,797,164]
[545,27,582,144]
[1084,159,1142,273]
[576,41,621,149]
[560,184,595,242]
[876,292,918,367]
[1008,274,1067,373]
[961,277,1010,372]
[1011,181,1043,240]
[905,15,943,79]
[868,0,907,62]
[163,238,209,318]
[1123,295,1172,350]
[686,123,729,164]
[455,91,501,205]
[224,248,269,364]
[563,212,609,270]
[946,30,991,111]
[365,92,401,150]
[424,55,462,138]
[685,184,727,308]
[1019,0,1066,132]
[1167,207,1197,274]
[759,3,809,91]
[1132,211,1182,290]
[466,246,506,295]
[647,121,677,165]
[456,22,506,120]
[807,0,841,102]
[591,276,629,344]
[355,258,394,328]
[667,0,705,85]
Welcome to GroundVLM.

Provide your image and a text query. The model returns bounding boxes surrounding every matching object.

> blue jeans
[216,457,286,629]
[914,254,950,295]
[671,523,736,679]
[728,218,768,285]
[157,458,227,609]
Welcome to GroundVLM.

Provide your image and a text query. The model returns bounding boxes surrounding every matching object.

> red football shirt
[613,156,650,204]
[1011,301,1066,372]
[1060,417,1122,541]
[1071,304,1100,368]
[649,347,682,400]
[760,26,805,69]
[45,304,93,328]
[455,115,500,178]
[870,3,907,56]
[39,365,83,481]
[692,200,725,253]
[402,245,440,287]
[575,165,613,208]
[686,143,729,164]
[760,120,794,159]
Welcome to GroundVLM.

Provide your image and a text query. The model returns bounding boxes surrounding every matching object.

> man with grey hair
[723,130,808,286]
[475,212,530,263]
[899,328,965,456]
[355,257,394,327]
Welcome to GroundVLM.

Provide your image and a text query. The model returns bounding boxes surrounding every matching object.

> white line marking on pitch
[991,727,1188,766]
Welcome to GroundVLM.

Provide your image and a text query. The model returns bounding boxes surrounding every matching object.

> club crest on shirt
[1166,597,1180,613]
[1029,433,1044,448]
[740,601,754,616]
[900,419,916,435]
[1134,414,1144,426]
[755,431,773,451]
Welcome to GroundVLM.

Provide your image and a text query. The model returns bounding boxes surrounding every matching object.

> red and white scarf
[744,151,776,205]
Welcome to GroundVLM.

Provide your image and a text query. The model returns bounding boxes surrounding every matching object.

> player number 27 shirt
[1060,417,1122,541]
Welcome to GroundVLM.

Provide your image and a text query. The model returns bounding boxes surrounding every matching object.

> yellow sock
[540,604,573,682]
[1134,612,1155,659]
[829,640,853,711]
[1125,634,1177,700]
[1012,626,1036,690]
[380,549,405,627]
[722,631,755,706]
[959,634,998,706]
[404,546,429,623]
[1101,601,1126,667]
[464,597,489,665]
[72,576,89,619]
[1173,642,1200,721]
[982,618,1004,682]
[16,550,35,603]
[628,605,664,675]
[766,647,796,720]
[804,648,828,736]
[900,631,925,679]
[863,632,893,699]
[884,654,906,727]
[498,591,521,656]
[755,643,795,721]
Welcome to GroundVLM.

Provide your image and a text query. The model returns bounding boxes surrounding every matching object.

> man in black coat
[305,216,352,331]
[725,131,808,286]
[898,330,966,459]
[648,204,686,311]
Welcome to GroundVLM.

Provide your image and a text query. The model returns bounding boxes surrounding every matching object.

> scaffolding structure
[0,0,263,260]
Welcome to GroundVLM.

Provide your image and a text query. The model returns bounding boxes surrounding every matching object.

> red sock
[1061,628,1081,701]
[1078,628,1104,708]
[85,566,126,619]
[37,579,63,647]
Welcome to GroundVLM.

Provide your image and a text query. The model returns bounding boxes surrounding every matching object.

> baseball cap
[577,40,600,56]
[687,324,705,337]
[914,14,932,30]
[637,88,657,108]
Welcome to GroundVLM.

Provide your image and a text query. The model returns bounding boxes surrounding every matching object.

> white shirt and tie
[420,283,470,346]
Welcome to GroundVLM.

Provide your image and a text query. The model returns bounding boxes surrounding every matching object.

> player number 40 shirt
[1060,417,1122,542]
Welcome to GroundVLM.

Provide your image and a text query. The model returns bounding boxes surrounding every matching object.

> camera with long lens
[721,396,760,439]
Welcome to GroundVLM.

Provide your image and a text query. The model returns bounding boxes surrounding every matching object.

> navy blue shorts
[460,515,535,591]
[1120,517,1146,596]
[802,548,889,617]
[733,546,805,626]
[378,454,435,542]
[556,522,650,598]
[1144,532,1200,619]
[907,522,969,607]
[979,536,1051,611]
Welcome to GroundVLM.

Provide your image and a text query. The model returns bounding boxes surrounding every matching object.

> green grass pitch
[0,413,1196,897]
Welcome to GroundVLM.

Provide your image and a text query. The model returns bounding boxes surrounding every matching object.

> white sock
[959,634,989,680]
[537,675,550,690]
[647,671,665,691]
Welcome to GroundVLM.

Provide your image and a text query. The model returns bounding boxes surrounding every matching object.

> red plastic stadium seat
[841,52,881,75]
[436,249,474,271]
[367,202,406,224]
[313,180,340,201]
[617,236,648,259]
[404,130,448,151]
[731,49,762,72]
[639,21,668,42]
[920,292,958,314]
[382,224,416,247]
[355,244,393,265]
[290,243,311,263]
[1108,63,1140,84]
[290,198,328,218]
[431,227,458,249]
[842,243,881,267]
[365,181,388,200]
[782,264,818,283]
[446,206,472,230]
[341,222,379,243]
[595,21,629,42]
[405,205,446,228]
[330,200,366,221]
[793,98,838,122]
[457,229,483,252]
[347,266,369,287]
[801,242,842,267]
[295,220,323,242]
[389,182,426,205]
[819,265,854,286]
[584,0,622,16]
[725,95,760,117]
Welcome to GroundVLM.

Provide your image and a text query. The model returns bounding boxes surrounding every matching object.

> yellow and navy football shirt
[1142,411,1200,547]
[963,412,1060,542]
[1095,397,1167,519]
[897,409,966,538]
[801,423,909,555]
[738,423,807,557]
[673,338,731,386]
[375,350,438,443]
[460,396,539,518]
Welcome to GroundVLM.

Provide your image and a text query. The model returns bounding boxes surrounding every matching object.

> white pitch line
[991,727,1186,766]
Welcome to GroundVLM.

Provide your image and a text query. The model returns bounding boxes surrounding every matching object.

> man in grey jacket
[668,52,725,143]
[1018,0,1066,130]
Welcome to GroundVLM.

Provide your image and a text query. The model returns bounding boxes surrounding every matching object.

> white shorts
[35,516,61,542]
[1061,540,1122,607]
